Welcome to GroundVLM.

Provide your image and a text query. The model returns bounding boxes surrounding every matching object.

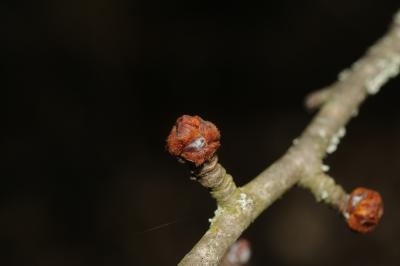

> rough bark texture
[178,10,400,266]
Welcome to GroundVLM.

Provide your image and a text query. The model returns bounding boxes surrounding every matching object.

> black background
[3,1,400,265]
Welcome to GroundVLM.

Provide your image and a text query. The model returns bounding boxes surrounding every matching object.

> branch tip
[167,115,237,204]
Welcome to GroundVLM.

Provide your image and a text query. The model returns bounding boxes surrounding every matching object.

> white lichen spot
[326,144,337,154]
[321,164,330,172]
[338,69,351,81]
[326,135,339,154]
[366,77,383,94]
[338,127,346,138]
[237,193,253,212]
[292,138,299,145]
[366,53,400,95]
[326,127,346,154]
[320,190,329,200]
[208,206,224,224]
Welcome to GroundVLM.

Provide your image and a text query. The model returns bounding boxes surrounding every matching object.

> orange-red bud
[166,115,220,166]
[345,187,383,233]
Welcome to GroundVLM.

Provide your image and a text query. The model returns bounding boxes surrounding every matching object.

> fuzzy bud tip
[166,115,220,166]
[345,187,384,233]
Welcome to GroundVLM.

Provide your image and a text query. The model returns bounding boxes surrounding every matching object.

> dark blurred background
[2,1,400,265]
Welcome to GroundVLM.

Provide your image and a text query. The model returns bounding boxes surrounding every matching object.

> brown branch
[173,10,400,265]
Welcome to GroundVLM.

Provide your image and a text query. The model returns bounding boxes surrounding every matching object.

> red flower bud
[345,187,383,233]
[166,115,220,166]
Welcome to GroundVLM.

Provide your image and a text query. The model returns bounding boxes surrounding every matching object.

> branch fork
[164,9,400,265]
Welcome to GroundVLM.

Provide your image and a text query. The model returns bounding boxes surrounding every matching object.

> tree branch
[173,10,400,265]
[299,173,348,211]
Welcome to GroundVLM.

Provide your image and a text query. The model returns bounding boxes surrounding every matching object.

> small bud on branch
[167,115,237,204]
[345,187,384,233]
[166,115,220,166]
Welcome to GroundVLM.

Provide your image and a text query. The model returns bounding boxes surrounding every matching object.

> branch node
[299,172,348,211]
[192,155,237,204]
[304,87,333,110]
